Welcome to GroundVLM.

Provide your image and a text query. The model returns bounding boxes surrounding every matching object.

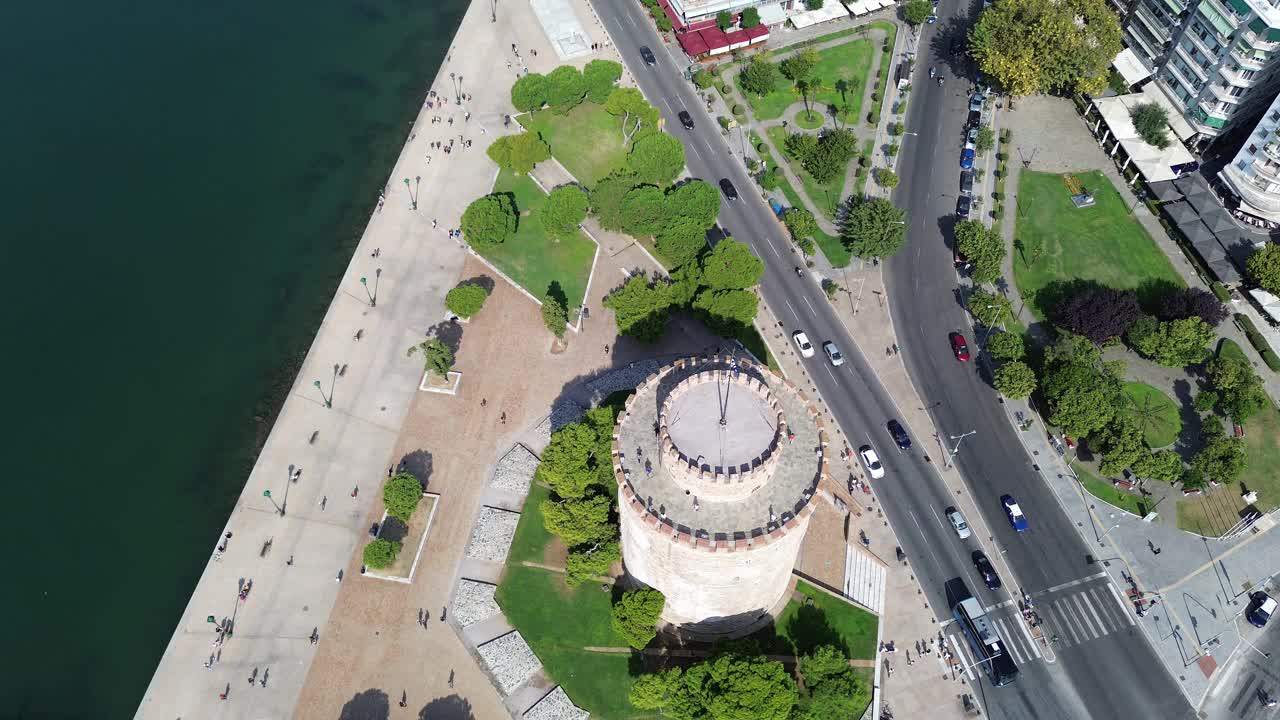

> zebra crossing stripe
[1012,610,1043,658]
[1054,600,1084,644]
[1080,589,1110,635]
[948,633,977,682]
[1070,594,1101,639]
[994,619,1023,663]
[1091,587,1127,630]
[1108,584,1137,626]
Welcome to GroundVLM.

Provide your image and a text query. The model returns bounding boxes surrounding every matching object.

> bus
[954,596,1019,687]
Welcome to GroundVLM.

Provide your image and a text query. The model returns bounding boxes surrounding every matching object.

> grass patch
[740,38,875,121]
[1120,382,1182,448]
[506,483,553,565]
[795,108,825,129]
[767,125,845,222]
[485,169,596,309]
[1239,399,1280,512]
[1218,337,1249,363]
[1012,170,1184,320]
[767,580,878,660]
[518,102,628,187]
[1074,463,1148,516]
[775,177,850,267]
[868,23,898,122]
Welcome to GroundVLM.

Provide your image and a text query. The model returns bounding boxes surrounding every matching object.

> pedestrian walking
[351,485,358,497]
[399,691,407,708]
[480,398,486,407]
[479,127,486,135]
[448,670,455,688]
[500,412,506,424]
[286,555,294,566]
[440,606,447,622]
[320,495,327,510]
[432,219,438,229]
[336,570,344,582]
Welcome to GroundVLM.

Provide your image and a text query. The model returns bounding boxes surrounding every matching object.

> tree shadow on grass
[417,694,475,720]
[546,279,569,310]
[338,688,390,720]
[458,274,496,295]
[1137,278,1181,315]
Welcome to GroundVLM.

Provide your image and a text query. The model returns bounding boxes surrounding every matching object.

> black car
[678,110,695,129]
[956,194,972,219]
[972,550,1001,589]
[960,170,974,196]
[639,46,657,65]
[1246,591,1275,628]
[967,109,981,129]
[719,178,738,201]
[887,419,911,449]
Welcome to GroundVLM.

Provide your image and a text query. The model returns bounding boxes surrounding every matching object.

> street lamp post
[312,379,332,408]
[946,429,977,467]
[360,269,381,308]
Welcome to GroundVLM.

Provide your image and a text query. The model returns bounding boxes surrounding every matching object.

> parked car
[678,110,694,129]
[956,194,971,219]
[887,419,912,449]
[960,146,975,170]
[967,110,981,129]
[719,178,738,201]
[960,170,974,196]
[639,46,656,65]
[972,550,1002,589]
[947,507,972,539]
[793,331,815,357]
[1246,591,1276,628]
[1002,494,1029,531]
[860,445,885,479]
[950,332,971,361]
[823,341,844,366]
[969,94,985,113]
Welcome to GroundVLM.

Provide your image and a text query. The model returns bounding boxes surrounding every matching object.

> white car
[946,507,972,539]
[859,445,885,479]
[793,331,815,358]
[823,341,844,366]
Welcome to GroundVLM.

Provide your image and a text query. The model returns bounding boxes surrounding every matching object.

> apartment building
[1220,96,1280,218]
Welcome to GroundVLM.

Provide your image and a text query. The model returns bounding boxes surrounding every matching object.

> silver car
[946,507,972,539]
[822,341,844,366]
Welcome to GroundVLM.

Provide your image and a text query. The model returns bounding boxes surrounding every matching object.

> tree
[630,653,798,720]
[605,87,659,145]
[809,0,824,8]
[545,64,587,113]
[986,330,1025,360]
[407,338,453,376]
[583,59,623,103]
[541,493,613,546]
[656,218,710,268]
[539,184,590,237]
[693,288,759,335]
[537,415,613,499]
[485,131,551,174]
[874,168,900,188]
[628,132,686,186]
[903,0,933,25]
[784,132,819,163]
[1130,103,1171,149]
[1158,287,1228,327]
[700,238,764,290]
[784,207,819,243]
[604,274,673,342]
[363,538,401,569]
[1094,414,1146,476]
[461,193,518,248]
[740,56,780,96]
[716,9,734,30]
[1040,334,1123,438]
[994,361,1037,399]
[954,219,1005,285]
[967,289,1014,327]
[1055,286,1140,344]
[444,283,489,319]
[796,645,859,720]
[841,197,906,258]
[1132,449,1183,483]
[665,180,720,229]
[1195,390,1221,413]
[975,125,996,154]
[383,472,423,521]
[620,185,667,236]
[565,539,620,586]
[511,73,548,112]
[1247,244,1280,293]
[693,69,715,89]
[969,0,1122,97]
[1129,316,1214,367]
[781,49,819,82]
[1206,355,1268,422]
[591,171,640,230]
[1192,419,1247,484]
[542,290,569,339]
[611,588,666,650]
[740,6,761,28]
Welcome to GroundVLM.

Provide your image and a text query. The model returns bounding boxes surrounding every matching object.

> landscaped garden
[738,38,875,122]
[519,102,629,187]
[1119,382,1181,448]
[767,125,847,220]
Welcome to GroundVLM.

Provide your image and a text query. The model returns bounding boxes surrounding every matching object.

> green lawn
[1012,170,1185,319]
[519,102,629,186]
[1238,398,1280,512]
[1218,337,1249,363]
[775,175,849,267]
[767,581,879,660]
[1074,463,1149,516]
[1120,382,1182,448]
[506,483,553,565]
[740,39,875,121]
[767,125,846,222]
[868,22,898,123]
[483,169,596,309]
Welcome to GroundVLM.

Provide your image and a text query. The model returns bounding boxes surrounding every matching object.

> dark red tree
[1054,286,1141,344]
[1158,287,1228,327]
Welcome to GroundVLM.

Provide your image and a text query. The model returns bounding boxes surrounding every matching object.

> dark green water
[0,0,467,716]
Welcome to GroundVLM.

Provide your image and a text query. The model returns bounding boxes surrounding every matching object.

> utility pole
[945,429,977,467]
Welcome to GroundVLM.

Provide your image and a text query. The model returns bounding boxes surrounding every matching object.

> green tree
[628,132,686,186]
[740,6,761,28]
[986,330,1025,361]
[537,414,615,499]
[611,587,666,649]
[954,219,1006,285]
[604,274,673,342]
[1129,317,1214,367]
[693,69,715,89]
[1206,355,1268,422]
[994,361,1037,399]
[383,472,423,521]
[1130,103,1171,149]
[485,131,551,174]
[1040,338,1123,438]
[693,288,759,335]
[583,59,624,103]
[784,207,819,243]
[874,168,900,188]
[604,87,659,145]
[545,64,587,113]
[975,125,996,154]
[1192,419,1247,483]
[740,56,781,96]
[541,290,569,339]
[967,289,1013,326]
[716,9,734,30]
[1132,449,1183,483]
[700,238,764,290]
[656,218,709,268]
[444,283,489,319]
[1095,414,1147,476]
[590,171,640,230]
[666,180,721,229]
[631,653,798,720]
[510,73,548,112]
[565,539,621,586]
[781,49,819,82]
[362,538,401,569]
[407,338,454,376]
[539,184,590,237]
[796,645,859,719]
[784,132,819,163]
[841,197,906,258]
[969,0,1122,96]
[1247,244,1280,293]
[903,0,933,25]
[461,193,518,248]
[541,493,613,546]
[620,185,668,236]
[1195,390,1221,413]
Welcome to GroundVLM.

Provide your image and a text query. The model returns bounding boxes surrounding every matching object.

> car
[950,332,971,361]
[859,445,885,479]
[887,419,912,449]
[947,507,972,539]
[793,331,815,357]
[823,341,844,366]
[1002,494,1029,531]
[639,46,656,65]
[967,109,981,128]
[972,550,1002,589]
[969,94,985,113]
[719,178,738,201]
[960,146,975,169]
[956,195,971,219]
[1246,591,1276,628]
[678,110,695,129]
[966,126,979,145]
[960,170,974,196]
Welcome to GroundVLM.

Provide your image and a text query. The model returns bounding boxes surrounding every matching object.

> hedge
[1211,282,1231,302]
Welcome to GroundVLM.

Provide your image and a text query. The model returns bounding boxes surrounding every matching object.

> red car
[950,332,971,362]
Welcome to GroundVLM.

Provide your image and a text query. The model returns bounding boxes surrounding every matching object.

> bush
[718,116,731,130]
[363,538,401,569]
[693,69,715,89]
[383,472,423,521]
[1264,349,1280,372]
[759,169,779,190]
[732,103,745,116]
[444,283,489,319]
[610,588,665,649]
[1210,282,1231,302]
[874,168,899,188]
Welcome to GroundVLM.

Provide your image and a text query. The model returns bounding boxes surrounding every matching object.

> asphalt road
[591,1,1195,718]
[1200,616,1279,720]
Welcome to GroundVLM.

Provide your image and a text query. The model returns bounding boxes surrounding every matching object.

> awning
[1164,201,1198,225]
[1248,288,1280,322]
[1113,48,1153,86]
[1201,209,1236,233]
[790,2,850,28]
[1186,191,1220,214]
[756,2,787,25]
[678,30,709,56]
[1147,180,1183,202]
[846,0,874,14]
[1181,220,1216,245]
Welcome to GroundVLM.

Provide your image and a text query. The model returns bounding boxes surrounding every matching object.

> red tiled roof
[699,26,729,50]
[743,25,770,40]
[678,30,710,56]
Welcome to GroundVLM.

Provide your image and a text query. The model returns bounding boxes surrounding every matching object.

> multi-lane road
[591,0,1199,717]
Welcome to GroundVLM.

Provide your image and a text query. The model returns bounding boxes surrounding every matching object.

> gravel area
[585,360,663,401]
[452,579,501,628]
[477,630,541,695]
[491,444,539,494]
[524,686,589,720]
[465,506,521,562]
[532,398,586,444]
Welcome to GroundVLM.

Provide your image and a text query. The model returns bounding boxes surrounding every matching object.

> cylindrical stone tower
[612,355,828,637]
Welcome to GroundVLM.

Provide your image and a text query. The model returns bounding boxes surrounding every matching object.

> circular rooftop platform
[663,379,778,471]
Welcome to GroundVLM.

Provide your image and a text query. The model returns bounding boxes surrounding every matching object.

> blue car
[1002,494,1029,532]
[1246,592,1275,628]
[960,147,975,169]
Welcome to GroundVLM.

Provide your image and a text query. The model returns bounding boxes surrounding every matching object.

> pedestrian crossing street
[943,575,1138,679]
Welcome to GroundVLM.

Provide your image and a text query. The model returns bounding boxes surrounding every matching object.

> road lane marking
[984,599,1015,612]
[689,145,704,164]
[662,97,673,113]
[1013,611,1043,658]
[993,619,1023,663]
[948,633,977,681]
[1053,600,1084,644]
[1070,594,1101,639]
[1080,589,1109,636]
[802,296,817,316]
[704,138,715,155]
[1040,572,1106,595]
[1087,587,1122,629]
[783,299,800,325]
[1108,584,1136,626]
[766,239,781,258]
[825,365,839,385]
[626,12,636,28]
[908,510,947,580]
